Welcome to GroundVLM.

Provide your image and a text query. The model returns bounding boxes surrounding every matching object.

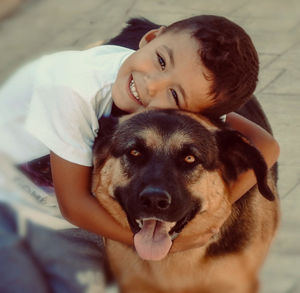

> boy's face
[112,28,214,114]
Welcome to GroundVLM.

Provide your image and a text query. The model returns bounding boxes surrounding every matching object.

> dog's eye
[184,155,196,164]
[129,149,141,157]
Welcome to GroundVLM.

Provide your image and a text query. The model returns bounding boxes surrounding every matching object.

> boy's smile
[112,28,214,114]
[129,75,143,105]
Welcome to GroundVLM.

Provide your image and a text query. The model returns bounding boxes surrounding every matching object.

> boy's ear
[139,26,166,48]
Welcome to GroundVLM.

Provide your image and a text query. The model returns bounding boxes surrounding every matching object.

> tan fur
[185,112,219,131]
[92,112,279,293]
[139,127,204,155]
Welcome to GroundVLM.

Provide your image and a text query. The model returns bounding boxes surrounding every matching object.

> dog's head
[92,109,274,261]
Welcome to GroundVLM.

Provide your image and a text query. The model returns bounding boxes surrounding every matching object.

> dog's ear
[216,130,275,201]
[93,116,119,168]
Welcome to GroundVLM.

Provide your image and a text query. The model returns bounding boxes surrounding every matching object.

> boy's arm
[50,151,134,246]
[225,112,280,203]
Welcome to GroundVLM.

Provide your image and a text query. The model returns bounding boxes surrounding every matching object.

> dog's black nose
[139,186,171,210]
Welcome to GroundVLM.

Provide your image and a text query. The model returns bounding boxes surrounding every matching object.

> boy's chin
[111,102,131,117]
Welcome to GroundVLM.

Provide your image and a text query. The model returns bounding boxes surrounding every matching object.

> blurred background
[0,0,299,292]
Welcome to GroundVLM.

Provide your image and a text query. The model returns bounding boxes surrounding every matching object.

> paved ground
[0,0,299,292]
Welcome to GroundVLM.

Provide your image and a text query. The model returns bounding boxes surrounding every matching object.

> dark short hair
[164,15,259,117]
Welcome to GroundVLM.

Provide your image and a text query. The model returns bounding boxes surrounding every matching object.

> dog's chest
[107,241,211,291]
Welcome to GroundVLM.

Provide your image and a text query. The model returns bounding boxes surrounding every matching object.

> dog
[91,107,279,293]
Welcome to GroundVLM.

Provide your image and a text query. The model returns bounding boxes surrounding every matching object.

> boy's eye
[170,89,179,107]
[156,53,166,70]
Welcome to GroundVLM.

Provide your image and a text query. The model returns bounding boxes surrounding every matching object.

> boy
[0,14,279,258]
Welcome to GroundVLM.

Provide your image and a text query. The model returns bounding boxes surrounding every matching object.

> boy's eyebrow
[163,45,174,66]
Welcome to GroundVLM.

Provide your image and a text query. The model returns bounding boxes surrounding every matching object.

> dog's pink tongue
[134,219,172,261]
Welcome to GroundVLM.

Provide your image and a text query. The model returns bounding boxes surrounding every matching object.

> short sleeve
[22,46,132,165]
[26,85,100,166]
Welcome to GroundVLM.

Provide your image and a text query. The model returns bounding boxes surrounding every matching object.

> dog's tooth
[170,232,179,240]
[136,219,143,228]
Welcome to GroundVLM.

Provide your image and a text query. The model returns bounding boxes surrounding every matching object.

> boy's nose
[144,74,170,96]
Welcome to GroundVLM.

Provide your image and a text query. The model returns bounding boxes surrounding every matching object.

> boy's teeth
[130,79,140,101]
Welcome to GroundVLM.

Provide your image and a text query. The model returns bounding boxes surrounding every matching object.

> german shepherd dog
[92,19,279,293]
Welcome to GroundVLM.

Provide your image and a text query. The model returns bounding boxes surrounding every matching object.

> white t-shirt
[0,45,133,229]
[0,45,134,165]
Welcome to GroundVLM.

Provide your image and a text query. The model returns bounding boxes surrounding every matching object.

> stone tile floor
[0,0,299,292]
